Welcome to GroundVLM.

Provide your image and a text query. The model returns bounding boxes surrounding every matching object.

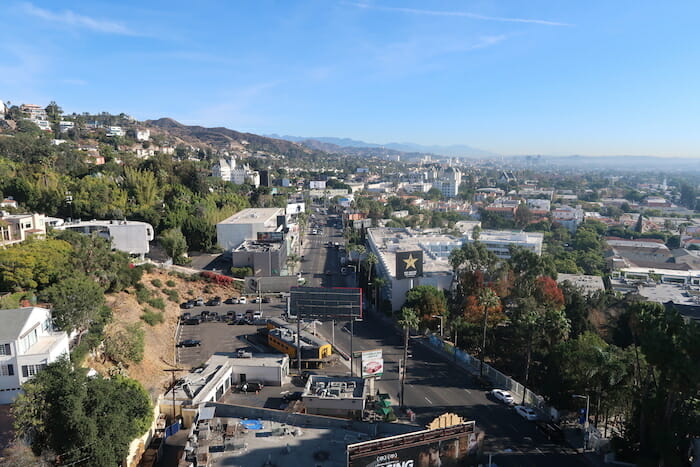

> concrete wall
[205,402,421,437]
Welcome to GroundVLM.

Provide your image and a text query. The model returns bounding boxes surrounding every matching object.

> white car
[514,405,538,421]
[230,297,239,304]
[238,297,247,304]
[491,389,515,405]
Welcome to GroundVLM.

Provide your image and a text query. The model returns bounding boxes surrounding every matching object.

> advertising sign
[290,287,362,318]
[257,231,284,243]
[310,180,326,189]
[286,202,305,214]
[361,349,384,378]
[348,423,479,467]
[395,250,423,280]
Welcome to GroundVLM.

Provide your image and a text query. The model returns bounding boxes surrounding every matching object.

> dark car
[283,391,303,402]
[209,311,220,321]
[185,317,202,325]
[200,310,210,319]
[177,339,202,347]
[181,312,192,320]
[181,300,195,309]
[325,270,332,275]
[535,421,566,444]
[262,297,271,303]
[208,296,222,306]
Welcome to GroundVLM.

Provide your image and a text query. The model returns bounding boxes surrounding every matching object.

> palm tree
[286,254,301,275]
[478,288,501,377]
[398,307,419,407]
[371,276,387,308]
[366,252,378,283]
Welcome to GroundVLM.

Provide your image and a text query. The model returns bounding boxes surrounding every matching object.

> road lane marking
[424,397,433,405]
[464,389,471,394]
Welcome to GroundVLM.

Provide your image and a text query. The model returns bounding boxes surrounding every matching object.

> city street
[298,206,592,467]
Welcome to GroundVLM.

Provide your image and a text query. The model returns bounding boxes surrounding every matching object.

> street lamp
[431,315,444,338]
[573,394,590,451]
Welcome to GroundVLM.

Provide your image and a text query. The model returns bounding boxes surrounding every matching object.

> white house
[212,158,260,187]
[54,219,155,258]
[0,307,70,404]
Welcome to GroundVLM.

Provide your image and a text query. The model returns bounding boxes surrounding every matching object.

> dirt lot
[85,268,242,398]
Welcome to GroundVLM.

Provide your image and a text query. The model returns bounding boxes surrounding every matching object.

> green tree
[0,239,72,290]
[159,227,188,262]
[477,288,501,377]
[39,275,105,332]
[12,357,152,465]
[405,285,448,326]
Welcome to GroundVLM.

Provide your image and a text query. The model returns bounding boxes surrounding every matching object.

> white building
[136,129,150,141]
[19,104,47,122]
[367,227,543,310]
[0,100,6,119]
[216,208,285,252]
[552,205,585,232]
[303,375,368,419]
[59,121,74,133]
[0,307,70,404]
[106,126,125,137]
[212,158,260,187]
[54,219,154,257]
[435,167,462,198]
[0,212,47,247]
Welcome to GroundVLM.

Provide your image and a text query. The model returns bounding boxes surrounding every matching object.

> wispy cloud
[346,2,572,27]
[21,2,142,36]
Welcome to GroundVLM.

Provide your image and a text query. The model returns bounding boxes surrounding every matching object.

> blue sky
[1,1,699,157]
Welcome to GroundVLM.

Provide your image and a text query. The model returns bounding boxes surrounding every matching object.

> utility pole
[163,368,185,424]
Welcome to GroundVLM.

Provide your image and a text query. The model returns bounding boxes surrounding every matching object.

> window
[19,328,38,354]
[0,344,10,356]
[21,364,46,378]
[0,365,14,376]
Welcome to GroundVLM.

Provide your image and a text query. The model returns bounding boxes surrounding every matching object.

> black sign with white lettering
[395,250,423,280]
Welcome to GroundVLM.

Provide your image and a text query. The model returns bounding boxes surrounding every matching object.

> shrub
[166,280,176,287]
[140,263,156,273]
[164,289,179,303]
[230,267,253,279]
[135,284,153,304]
[141,310,164,326]
[147,298,166,310]
[203,285,212,294]
[151,279,163,288]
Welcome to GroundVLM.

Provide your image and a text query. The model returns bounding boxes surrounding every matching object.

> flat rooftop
[234,240,283,252]
[305,375,365,399]
[218,208,284,225]
[557,274,606,295]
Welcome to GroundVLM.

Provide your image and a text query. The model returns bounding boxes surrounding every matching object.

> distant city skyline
[1,1,699,158]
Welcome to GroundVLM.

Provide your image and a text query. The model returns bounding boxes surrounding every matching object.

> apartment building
[0,307,70,404]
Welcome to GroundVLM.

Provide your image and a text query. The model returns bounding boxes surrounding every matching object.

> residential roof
[218,208,284,225]
[0,307,36,342]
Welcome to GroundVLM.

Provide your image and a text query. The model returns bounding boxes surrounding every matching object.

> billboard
[290,287,362,319]
[361,349,384,378]
[396,250,423,280]
[257,231,284,243]
[347,423,479,467]
[310,180,326,189]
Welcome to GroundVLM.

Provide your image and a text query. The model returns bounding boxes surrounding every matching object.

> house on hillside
[0,307,70,404]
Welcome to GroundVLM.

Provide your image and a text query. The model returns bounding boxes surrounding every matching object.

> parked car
[228,297,239,304]
[195,297,204,306]
[200,310,210,319]
[253,311,263,320]
[209,311,220,321]
[325,270,332,275]
[208,296,222,306]
[181,300,195,309]
[283,391,303,402]
[252,297,261,304]
[491,389,515,405]
[262,297,271,303]
[238,296,247,304]
[535,421,565,443]
[185,317,202,325]
[181,312,192,320]
[514,405,538,421]
[177,339,202,347]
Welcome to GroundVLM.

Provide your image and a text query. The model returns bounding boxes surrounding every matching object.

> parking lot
[175,298,288,367]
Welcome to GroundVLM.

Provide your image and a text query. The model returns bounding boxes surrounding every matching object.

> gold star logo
[403,253,418,270]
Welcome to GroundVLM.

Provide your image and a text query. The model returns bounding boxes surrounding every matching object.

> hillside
[145,118,324,159]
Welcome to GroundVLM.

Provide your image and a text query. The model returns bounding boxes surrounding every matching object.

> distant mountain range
[267,134,499,158]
